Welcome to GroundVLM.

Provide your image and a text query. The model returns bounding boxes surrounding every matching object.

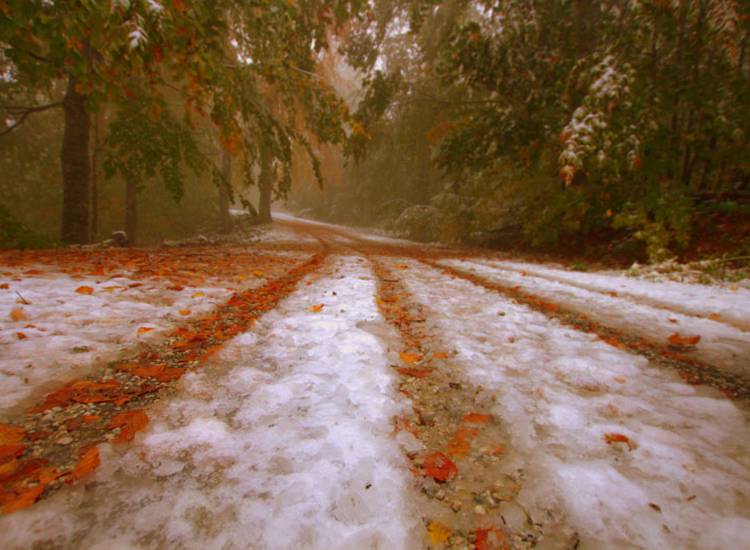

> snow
[441,259,750,378]
[0,256,423,549]
[395,258,750,549]
[485,259,750,331]
[0,270,234,417]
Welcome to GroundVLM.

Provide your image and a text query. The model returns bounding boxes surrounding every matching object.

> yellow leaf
[310,304,324,313]
[192,292,205,299]
[10,307,27,322]
[427,521,451,545]
[252,270,265,278]
[399,351,422,364]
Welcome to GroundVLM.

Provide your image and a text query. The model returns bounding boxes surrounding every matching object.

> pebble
[474,504,486,515]
[56,435,73,445]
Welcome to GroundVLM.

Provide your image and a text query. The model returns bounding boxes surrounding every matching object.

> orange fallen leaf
[108,410,149,443]
[137,326,155,336]
[422,452,458,482]
[16,332,27,340]
[67,447,100,483]
[178,309,191,316]
[9,308,26,322]
[396,367,433,378]
[0,425,24,446]
[0,283,8,290]
[433,351,450,360]
[310,304,324,313]
[463,412,491,424]
[604,432,637,451]
[74,286,94,295]
[0,459,19,480]
[708,313,722,322]
[396,264,409,270]
[82,415,100,424]
[476,527,510,550]
[427,521,452,545]
[252,270,265,278]
[668,333,701,347]
[399,351,422,364]
[1,484,44,514]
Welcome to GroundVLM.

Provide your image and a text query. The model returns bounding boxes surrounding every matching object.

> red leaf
[109,410,149,443]
[67,447,100,483]
[422,452,458,482]
[603,432,637,451]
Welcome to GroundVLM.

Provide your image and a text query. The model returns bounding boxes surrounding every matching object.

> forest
[1,1,749,260]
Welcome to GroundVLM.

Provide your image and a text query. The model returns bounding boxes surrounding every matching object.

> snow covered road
[1,217,749,549]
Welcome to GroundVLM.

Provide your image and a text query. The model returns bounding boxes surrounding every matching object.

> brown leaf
[178,309,191,316]
[67,447,100,483]
[16,332,27,340]
[668,333,701,347]
[604,432,637,451]
[108,410,149,443]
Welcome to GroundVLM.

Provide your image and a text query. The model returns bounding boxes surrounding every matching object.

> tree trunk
[257,143,273,224]
[219,148,232,233]
[125,179,137,246]
[90,111,101,241]
[60,76,91,244]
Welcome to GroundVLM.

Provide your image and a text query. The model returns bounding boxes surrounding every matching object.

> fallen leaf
[9,308,26,322]
[0,425,24,446]
[192,291,205,298]
[396,367,433,378]
[433,351,450,359]
[16,332,27,340]
[422,452,458,482]
[427,521,452,545]
[1,484,44,514]
[475,527,509,550]
[604,432,637,451]
[309,304,325,313]
[399,351,422,364]
[395,264,409,270]
[108,410,149,443]
[137,326,155,336]
[67,447,100,483]
[668,333,701,347]
[74,286,94,295]
[252,270,265,278]
[463,412,491,424]
[178,309,191,316]
[708,313,722,322]
[0,284,8,290]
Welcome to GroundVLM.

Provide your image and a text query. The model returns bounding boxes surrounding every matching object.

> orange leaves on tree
[604,432,637,451]
[74,286,94,295]
[668,333,701,347]
[309,304,325,313]
[427,521,452,545]
[422,452,458,483]
[399,351,422,364]
[109,410,149,443]
[9,307,26,322]
[67,447,100,483]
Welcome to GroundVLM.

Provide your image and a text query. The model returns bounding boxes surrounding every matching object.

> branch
[0,101,63,137]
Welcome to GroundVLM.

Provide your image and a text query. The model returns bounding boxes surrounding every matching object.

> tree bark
[60,76,91,244]
[90,111,101,240]
[125,179,137,246]
[257,143,273,224]
[219,148,232,233]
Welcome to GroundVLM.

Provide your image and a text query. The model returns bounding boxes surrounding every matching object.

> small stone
[56,435,73,445]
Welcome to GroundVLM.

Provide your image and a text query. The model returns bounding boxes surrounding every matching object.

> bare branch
[0,101,63,137]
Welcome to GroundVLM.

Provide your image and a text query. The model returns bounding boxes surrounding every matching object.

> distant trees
[1,0,362,245]
[322,0,750,260]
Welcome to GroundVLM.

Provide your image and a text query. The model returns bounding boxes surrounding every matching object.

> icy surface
[0,271,233,416]
[397,258,750,549]
[0,256,422,550]
[443,259,750,378]
[486,259,750,331]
